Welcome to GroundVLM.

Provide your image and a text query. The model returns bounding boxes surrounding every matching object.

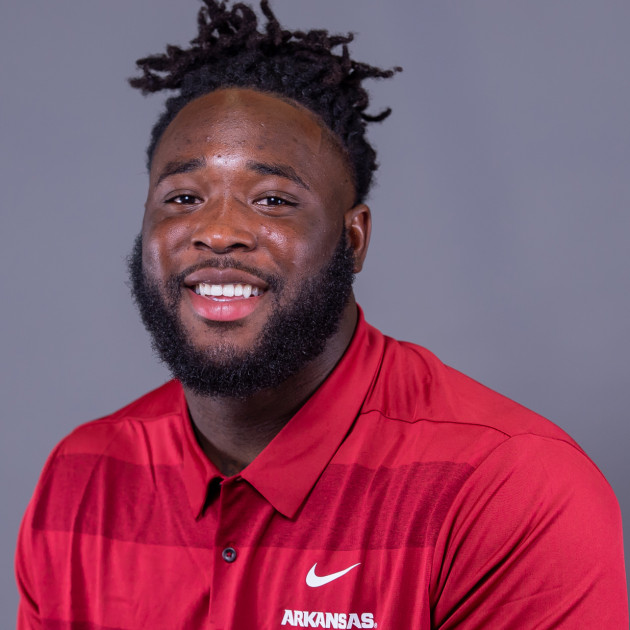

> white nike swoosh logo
[305,562,361,587]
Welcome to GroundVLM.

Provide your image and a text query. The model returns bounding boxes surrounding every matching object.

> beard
[128,230,356,398]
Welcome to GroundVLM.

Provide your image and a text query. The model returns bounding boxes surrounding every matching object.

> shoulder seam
[359,408,513,438]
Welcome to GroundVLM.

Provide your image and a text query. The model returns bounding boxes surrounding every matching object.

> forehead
[151,88,348,180]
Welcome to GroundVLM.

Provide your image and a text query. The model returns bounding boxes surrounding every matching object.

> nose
[191,199,257,254]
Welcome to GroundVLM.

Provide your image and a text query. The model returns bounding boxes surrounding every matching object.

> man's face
[135,88,370,396]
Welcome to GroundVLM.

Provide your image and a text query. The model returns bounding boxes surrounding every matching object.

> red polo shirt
[16,311,628,628]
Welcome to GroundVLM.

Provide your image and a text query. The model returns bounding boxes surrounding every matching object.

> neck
[184,300,358,476]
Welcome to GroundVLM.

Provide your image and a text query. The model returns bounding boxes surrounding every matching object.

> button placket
[209,477,254,626]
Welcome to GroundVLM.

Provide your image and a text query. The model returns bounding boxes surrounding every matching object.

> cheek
[259,221,331,272]
[306,215,345,263]
[141,220,191,278]
[259,224,293,256]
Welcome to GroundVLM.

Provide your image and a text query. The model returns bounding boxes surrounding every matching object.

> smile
[194,283,263,298]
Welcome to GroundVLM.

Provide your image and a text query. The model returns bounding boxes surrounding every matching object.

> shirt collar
[179,386,222,519]
[179,306,385,519]
[241,307,385,518]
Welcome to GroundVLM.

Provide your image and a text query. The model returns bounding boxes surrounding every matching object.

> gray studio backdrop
[1,0,628,622]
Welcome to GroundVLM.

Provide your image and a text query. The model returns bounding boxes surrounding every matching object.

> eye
[165,193,201,206]
[256,196,297,207]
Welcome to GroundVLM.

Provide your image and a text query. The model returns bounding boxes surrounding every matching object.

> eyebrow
[155,157,207,186]
[154,156,310,191]
[246,161,310,191]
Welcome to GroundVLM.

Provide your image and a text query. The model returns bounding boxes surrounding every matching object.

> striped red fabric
[16,311,628,628]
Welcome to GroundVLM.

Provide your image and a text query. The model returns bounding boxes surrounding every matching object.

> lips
[182,266,269,322]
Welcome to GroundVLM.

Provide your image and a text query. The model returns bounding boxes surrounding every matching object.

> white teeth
[195,283,261,298]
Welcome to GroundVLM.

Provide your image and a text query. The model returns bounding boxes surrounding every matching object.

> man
[15,1,627,628]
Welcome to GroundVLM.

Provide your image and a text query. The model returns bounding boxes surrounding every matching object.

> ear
[344,203,371,273]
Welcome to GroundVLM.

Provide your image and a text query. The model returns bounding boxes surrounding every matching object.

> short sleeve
[15,443,64,630]
[430,434,628,629]
[16,495,43,629]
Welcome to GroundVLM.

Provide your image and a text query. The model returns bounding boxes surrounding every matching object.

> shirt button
[222,547,237,563]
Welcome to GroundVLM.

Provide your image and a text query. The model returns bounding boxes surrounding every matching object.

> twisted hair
[129,0,401,203]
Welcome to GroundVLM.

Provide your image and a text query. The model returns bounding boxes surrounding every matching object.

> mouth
[182,269,270,322]
[193,282,264,299]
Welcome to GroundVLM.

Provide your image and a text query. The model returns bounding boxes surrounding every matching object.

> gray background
[1,0,628,622]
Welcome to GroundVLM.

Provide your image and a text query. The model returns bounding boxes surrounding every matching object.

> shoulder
[429,433,627,627]
[364,332,581,447]
[15,380,190,621]
[445,432,619,532]
[21,380,186,520]
[358,330,624,538]
[17,379,186,541]
[50,379,184,458]
[351,326,618,506]
[356,329,626,626]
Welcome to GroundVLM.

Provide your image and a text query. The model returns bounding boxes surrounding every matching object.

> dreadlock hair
[129,0,401,203]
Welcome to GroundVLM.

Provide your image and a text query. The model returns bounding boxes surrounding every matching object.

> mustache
[166,257,283,295]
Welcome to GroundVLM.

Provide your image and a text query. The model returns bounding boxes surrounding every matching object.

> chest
[36,459,470,628]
